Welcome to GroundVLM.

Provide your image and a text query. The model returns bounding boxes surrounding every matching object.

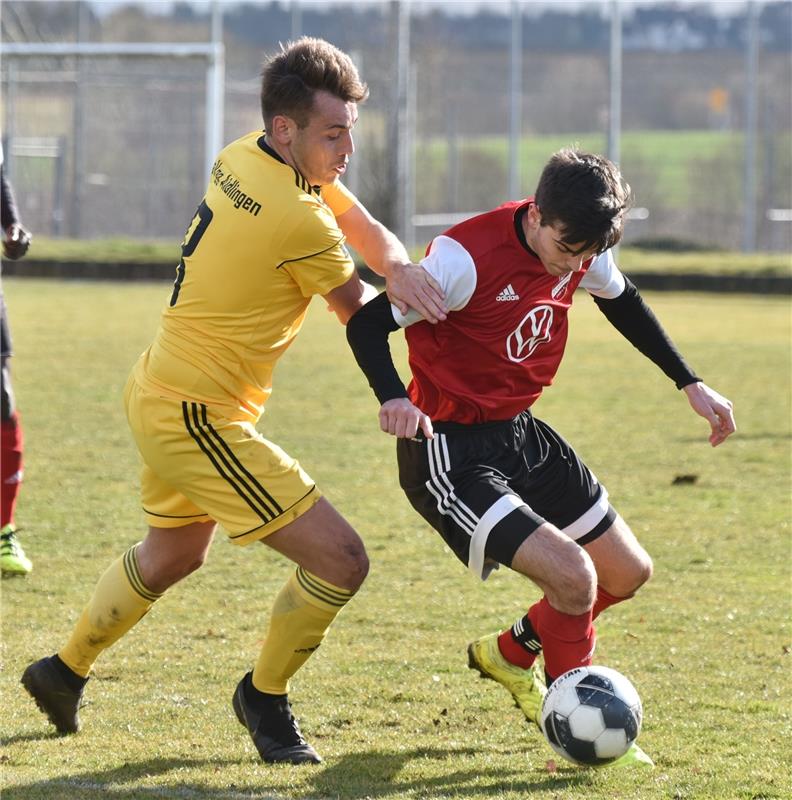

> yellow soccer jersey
[134,131,357,422]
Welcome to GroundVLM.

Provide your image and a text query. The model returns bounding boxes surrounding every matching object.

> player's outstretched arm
[682,382,736,447]
[336,202,447,323]
[592,277,701,390]
[346,291,434,440]
[384,261,447,324]
[323,272,379,325]
[592,279,735,447]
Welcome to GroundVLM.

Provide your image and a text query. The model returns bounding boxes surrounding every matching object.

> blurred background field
[1,0,791,255]
[14,236,792,279]
[0,277,790,800]
[1,1,790,798]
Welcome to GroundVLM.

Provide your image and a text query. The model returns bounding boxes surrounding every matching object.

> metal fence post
[389,0,410,245]
[608,0,622,167]
[509,0,523,200]
[743,0,760,252]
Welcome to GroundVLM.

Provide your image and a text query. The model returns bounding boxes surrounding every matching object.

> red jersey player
[1,147,33,576]
[346,149,735,767]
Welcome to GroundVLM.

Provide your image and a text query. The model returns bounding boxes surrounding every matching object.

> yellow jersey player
[22,37,446,765]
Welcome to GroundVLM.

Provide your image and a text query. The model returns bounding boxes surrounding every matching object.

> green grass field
[21,236,792,279]
[1,277,790,800]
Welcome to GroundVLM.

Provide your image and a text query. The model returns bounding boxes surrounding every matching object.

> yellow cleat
[1,526,32,575]
[610,741,655,768]
[467,632,546,728]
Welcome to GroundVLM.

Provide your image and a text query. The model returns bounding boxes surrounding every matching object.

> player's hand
[379,397,434,440]
[682,381,736,447]
[3,223,31,260]
[385,262,447,324]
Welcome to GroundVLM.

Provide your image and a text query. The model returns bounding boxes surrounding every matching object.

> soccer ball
[540,665,642,767]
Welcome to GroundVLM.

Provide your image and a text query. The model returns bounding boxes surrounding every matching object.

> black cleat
[21,656,86,735]
[232,672,322,765]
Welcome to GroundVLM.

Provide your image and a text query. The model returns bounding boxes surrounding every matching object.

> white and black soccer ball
[540,665,642,767]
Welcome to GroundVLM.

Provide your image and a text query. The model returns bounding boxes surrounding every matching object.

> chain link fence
[1,1,790,253]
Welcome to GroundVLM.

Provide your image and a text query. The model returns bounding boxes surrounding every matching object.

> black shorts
[396,410,616,580]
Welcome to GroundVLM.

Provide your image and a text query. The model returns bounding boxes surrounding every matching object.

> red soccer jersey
[404,200,594,424]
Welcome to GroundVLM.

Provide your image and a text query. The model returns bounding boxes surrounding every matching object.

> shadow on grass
[310,747,590,798]
[2,757,250,800]
[1,731,63,746]
[2,748,591,799]
[674,431,791,443]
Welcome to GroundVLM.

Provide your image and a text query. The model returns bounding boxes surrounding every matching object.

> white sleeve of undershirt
[391,235,478,328]
[579,249,626,299]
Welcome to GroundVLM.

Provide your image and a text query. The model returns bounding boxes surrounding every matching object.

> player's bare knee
[182,552,209,579]
[629,552,653,593]
[569,548,598,610]
[548,544,597,614]
[613,548,653,597]
[144,551,207,593]
[339,544,369,591]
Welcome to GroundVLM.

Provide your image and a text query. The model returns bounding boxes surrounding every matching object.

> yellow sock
[252,567,355,694]
[59,544,162,677]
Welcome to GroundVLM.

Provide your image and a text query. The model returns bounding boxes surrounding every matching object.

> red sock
[497,627,538,669]
[1,412,24,528]
[527,597,595,682]
[592,585,631,620]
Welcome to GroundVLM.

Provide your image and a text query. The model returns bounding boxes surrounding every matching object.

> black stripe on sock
[123,546,161,602]
[296,567,353,607]
[511,614,542,655]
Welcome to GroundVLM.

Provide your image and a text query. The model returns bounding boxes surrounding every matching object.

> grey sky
[89,0,753,17]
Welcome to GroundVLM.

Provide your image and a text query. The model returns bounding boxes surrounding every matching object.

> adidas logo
[496,284,520,302]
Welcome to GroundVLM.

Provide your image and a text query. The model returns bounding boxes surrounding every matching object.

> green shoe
[610,741,654,768]
[1,526,32,575]
[467,632,546,728]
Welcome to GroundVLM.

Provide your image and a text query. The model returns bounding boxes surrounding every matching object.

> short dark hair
[260,37,369,130]
[534,149,632,254]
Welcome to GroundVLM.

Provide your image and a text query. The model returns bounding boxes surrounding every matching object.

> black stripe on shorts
[182,402,283,524]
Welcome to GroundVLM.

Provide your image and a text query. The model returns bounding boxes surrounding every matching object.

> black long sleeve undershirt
[592,277,700,389]
[346,291,409,405]
[0,166,21,230]
[347,278,702,409]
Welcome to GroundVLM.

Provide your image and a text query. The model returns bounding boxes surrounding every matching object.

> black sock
[243,673,286,708]
[52,654,89,691]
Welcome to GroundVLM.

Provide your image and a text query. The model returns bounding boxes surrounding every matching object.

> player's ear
[526,203,542,230]
[270,114,295,145]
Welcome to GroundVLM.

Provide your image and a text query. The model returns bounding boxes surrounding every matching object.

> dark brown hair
[534,148,632,254]
[260,37,369,130]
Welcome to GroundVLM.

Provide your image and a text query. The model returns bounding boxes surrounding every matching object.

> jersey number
[169,200,214,306]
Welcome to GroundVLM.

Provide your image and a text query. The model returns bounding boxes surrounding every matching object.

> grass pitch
[1,277,790,800]
[25,236,792,279]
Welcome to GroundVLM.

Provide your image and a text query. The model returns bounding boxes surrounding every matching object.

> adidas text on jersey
[496,284,520,301]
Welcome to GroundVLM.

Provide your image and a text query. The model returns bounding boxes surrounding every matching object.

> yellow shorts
[123,376,321,544]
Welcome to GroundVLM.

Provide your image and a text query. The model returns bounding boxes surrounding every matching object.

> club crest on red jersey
[506,304,554,362]
[551,272,573,299]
